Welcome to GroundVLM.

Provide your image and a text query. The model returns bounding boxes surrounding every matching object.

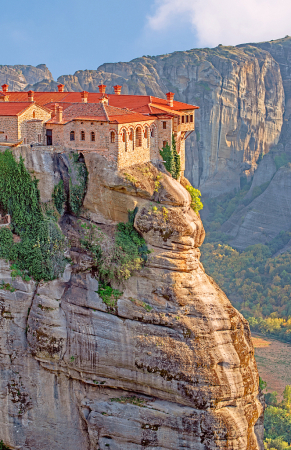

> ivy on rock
[0,149,66,281]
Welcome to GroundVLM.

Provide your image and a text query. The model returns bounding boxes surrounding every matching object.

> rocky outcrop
[221,157,291,249]
[249,36,291,154]
[30,46,284,196]
[0,150,263,449]
[3,40,287,197]
[0,64,53,91]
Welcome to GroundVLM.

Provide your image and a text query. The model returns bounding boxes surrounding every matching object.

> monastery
[0,83,198,173]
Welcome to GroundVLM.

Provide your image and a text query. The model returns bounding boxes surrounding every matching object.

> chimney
[81,91,88,103]
[57,105,63,123]
[100,95,109,106]
[52,103,59,118]
[166,92,174,108]
[28,90,34,102]
[58,84,64,92]
[2,84,8,93]
[113,85,122,95]
[98,84,106,94]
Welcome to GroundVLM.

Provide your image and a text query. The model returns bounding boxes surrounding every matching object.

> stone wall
[19,105,51,144]
[0,116,18,142]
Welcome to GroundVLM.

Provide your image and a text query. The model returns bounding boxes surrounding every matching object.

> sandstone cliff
[0,148,264,449]
[28,45,284,197]
[0,65,53,91]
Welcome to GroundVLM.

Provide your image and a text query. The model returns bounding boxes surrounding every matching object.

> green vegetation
[81,210,149,284]
[68,153,87,216]
[98,283,123,308]
[0,441,11,450]
[0,281,15,293]
[262,384,291,449]
[0,150,66,281]
[172,133,181,180]
[185,185,203,213]
[52,179,66,214]
[201,243,291,323]
[160,134,181,179]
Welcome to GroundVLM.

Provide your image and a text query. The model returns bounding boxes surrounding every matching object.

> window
[190,115,193,123]
[151,128,154,138]
[186,115,189,123]
[162,121,166,129]
[129,129,133,141]
[144,127,148,139]
[91,132,95,142]
[163,140,168,148]
[135,127,142,147]
[81,131,85,141]
[122,130,127,142]
[70,131,75,141]
[46,129,52,146]
[33,111,36,119]
[110,131,115,143]
[182,116,185,124]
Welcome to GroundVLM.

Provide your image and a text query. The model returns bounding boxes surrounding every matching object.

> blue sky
[2,0,290,79]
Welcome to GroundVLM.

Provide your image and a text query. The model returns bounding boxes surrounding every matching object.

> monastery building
[0,83,198,174]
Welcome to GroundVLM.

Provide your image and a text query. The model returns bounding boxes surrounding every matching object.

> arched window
[33,111,36,119]
[135,127,142,147]
[151,127,155,138]
[91,131,95,142]
[122,129,127,142]
[81,131,85,141]
[70,131,75,141]
[110,131,115,143]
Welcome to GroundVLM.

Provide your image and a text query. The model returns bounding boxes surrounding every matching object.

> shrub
[80,209,149,284]
[68,153,87,216]
[52,179,66,214]
[0,150,66,281]
[185,185,203,213]
[160,134,181,179]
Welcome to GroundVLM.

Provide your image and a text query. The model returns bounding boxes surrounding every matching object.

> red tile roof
[2,91,198,112]
[0,102,34,116]
[47,102,151,124]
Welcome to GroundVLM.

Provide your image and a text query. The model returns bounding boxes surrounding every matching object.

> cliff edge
[0,148,264,449]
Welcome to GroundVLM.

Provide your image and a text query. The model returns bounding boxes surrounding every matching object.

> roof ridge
[101,103,110,121]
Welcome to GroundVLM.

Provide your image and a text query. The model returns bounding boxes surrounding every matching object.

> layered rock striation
[0,149,263,449]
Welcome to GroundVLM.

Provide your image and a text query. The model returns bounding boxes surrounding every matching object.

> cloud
[147,0,291,47]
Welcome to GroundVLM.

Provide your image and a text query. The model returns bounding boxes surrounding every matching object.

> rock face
[0,64,53,91]
[0,150,263,449]
[3,39,288,197]
[28,45,284,196]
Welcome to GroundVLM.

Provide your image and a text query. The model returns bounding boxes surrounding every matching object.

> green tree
[172,134,181,180]
[160,142,174,175]
[283,386,291,411]
[185,185,203,213]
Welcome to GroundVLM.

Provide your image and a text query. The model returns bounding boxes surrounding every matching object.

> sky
[2,0,291,79]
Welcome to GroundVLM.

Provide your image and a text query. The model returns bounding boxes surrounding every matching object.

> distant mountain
[0,64,53,91]
[2,37,291,202]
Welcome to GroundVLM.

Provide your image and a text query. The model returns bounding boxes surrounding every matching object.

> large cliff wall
[0,65,53,91]
[0,148,264,449]
[28,44,285,197]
